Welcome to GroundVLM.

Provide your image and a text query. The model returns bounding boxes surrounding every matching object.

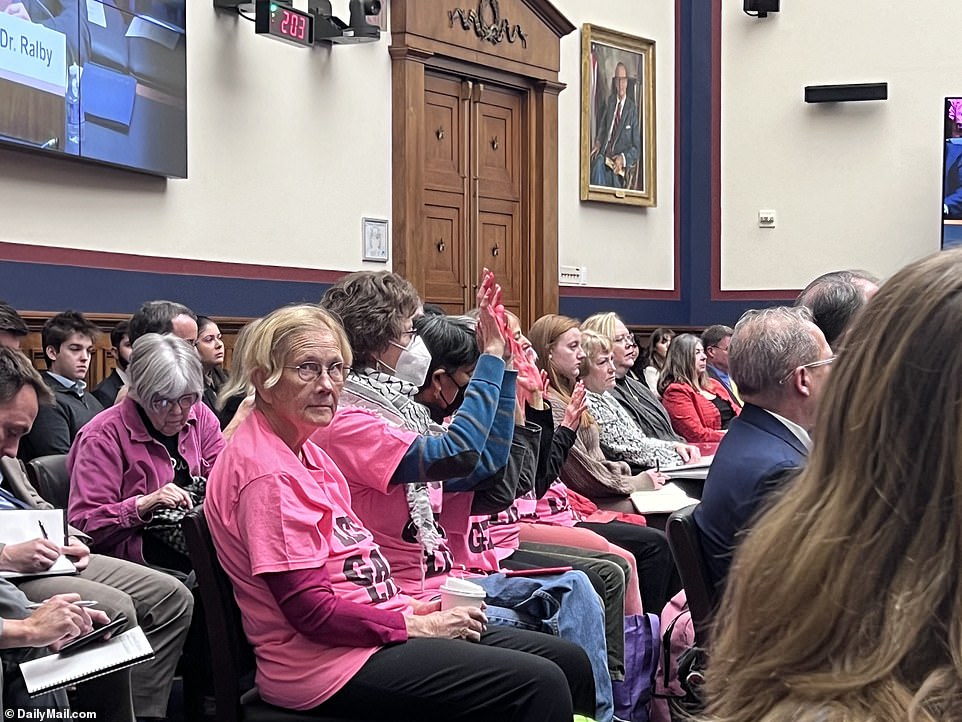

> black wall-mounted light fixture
[744,0,780,18]
[804,83,888,103]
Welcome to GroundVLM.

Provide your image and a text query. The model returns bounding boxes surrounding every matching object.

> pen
[656,459,660,474]
[38,520,49,540]
[27,600,98,609]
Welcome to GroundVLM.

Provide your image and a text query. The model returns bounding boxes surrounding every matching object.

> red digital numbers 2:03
[278,9,307,40]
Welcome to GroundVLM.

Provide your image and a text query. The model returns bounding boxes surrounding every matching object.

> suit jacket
[693,404,808,592]
[661,378,740,443]
[610,375,682,443]
[945,141,962,218]
[0,457,89,541]
[92,369,125,408]
[707,365,736,399]
[595,93,640,170]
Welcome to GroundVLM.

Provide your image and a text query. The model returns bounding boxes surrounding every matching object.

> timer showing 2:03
[255,1,315,47]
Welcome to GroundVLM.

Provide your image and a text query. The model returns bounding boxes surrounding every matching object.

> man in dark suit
[701,325,737,401]
[590,62,640,189]
[694,307,834,593]
[92,320,131,407]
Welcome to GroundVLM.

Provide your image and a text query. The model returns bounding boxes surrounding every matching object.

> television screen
[0,0,186,178]
[943,97,962,249]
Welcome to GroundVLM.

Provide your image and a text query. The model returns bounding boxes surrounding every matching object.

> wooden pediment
[391,0,575,79]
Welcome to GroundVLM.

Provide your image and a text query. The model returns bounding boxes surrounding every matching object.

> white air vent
[559,265,588,286]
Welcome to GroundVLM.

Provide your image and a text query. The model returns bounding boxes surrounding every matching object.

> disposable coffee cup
[439,578,486,610]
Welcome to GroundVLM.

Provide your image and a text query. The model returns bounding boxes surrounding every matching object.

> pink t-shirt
[534,480,581,527]
[206,410,412,710]
[313,407,458,598]
[442,492,501,572]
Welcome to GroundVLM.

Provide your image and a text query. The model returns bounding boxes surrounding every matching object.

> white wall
[0,1,676,289]
[0,1,394,272]
[721,1,962,289]
[555,0,676,290]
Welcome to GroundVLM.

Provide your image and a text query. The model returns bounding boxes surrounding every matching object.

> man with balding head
[693,306,834,592]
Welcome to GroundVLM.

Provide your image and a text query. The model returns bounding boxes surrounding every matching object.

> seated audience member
[659,333,740,443]
[19,311,104,462]
[582,313,687,445]
[0,586,108,714]
[92,320,132,407]
[794,269,880,348]
[701,324,738,401]
[0,347,192,720]
[694,306,831,593]
[641,327,674,396]
[704,251,962,722]
[68,334,225,575]
[315,273,615,719]
[579,329,691,471]
[205,303,595,721]
[529,314,666,500]
[127,300,198,345]
[194,316,230,425]
[0,302,29,350]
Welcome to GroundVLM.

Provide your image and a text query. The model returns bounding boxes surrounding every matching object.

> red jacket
[661,378,741,443]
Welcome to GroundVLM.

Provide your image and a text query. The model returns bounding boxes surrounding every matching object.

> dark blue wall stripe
[0,261,331,316]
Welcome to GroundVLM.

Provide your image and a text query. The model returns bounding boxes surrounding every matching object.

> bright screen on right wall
[943,98,962,249]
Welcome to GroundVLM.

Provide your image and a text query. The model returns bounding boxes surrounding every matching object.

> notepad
[630,483,700,515]
[659,454,715,480]
[20,626,155,696]
[0,509,76,579]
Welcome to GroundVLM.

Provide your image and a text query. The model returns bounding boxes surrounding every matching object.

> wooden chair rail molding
[18,311,254,389]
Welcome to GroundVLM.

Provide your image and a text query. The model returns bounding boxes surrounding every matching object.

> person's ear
[794,368,813,398]
[251,368,272,402]
[44,345,58,364]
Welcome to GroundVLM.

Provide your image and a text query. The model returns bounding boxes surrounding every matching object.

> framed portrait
[362,218,390,262]
[580,24,656,207]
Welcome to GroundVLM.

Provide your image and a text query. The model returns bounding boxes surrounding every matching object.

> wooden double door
[415,72,525,319]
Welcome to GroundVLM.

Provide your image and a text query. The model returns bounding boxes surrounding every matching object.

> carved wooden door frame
[389,0,574,326]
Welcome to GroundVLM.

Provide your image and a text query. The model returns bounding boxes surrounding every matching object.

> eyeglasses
[286,361,349,383]
[399,329,418,340]
[612,335,637,349]
[780,355,836,384]
[149,394,198,415]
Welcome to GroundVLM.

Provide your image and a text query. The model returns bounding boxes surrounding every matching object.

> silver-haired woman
[68,333,225,575]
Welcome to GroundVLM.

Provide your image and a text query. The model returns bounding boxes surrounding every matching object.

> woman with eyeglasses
[67,333,225,575]
[658,333,741,444]
[205,303,593,721]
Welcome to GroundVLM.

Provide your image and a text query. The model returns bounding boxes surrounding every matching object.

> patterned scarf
[342,367,443,554]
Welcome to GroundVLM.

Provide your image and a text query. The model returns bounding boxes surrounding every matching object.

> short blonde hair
[222,305,352,400]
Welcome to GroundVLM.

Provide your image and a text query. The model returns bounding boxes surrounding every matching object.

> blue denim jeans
[474,571,613,722]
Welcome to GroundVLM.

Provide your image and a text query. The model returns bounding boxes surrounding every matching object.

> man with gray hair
[693,306,834,592]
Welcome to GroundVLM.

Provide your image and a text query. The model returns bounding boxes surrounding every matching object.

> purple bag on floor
[612,612,661,722]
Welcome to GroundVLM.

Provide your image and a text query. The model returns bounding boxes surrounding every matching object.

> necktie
[0,485,29,510]
[607,102,622,155]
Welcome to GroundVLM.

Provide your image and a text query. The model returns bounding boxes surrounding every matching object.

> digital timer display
[255,1,314,47]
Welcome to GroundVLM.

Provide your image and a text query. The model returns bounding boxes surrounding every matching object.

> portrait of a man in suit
[590,59,641,190]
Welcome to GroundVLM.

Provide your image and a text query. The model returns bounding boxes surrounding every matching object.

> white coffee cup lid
[440,578,486,597]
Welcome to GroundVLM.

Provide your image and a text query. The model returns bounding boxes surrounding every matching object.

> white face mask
[383,335,433,387]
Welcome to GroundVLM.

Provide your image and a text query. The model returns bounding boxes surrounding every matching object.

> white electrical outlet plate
[758,210,776,228]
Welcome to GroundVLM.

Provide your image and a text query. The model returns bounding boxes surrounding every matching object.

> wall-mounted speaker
[804,83,888,103]
[744,0,780,17]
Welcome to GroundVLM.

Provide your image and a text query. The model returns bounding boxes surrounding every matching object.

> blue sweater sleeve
[442,368,517,492]
[390,354,512,485]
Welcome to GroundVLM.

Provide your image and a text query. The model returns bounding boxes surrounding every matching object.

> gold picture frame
[580,24,656,207]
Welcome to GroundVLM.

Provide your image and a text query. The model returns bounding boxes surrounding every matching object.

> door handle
[491,245,500,257]
[437,239,446,253]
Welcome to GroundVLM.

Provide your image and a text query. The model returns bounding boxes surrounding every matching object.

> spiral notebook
[20,626,154,696]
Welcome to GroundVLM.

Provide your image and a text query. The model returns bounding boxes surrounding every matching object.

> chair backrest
[25,455,70,509]
[665,504,718,647]
[182,507,254,722]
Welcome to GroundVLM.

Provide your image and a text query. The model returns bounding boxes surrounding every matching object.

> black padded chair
[25,454,70,509]
[182,507,371,722]
[665,504,719,647]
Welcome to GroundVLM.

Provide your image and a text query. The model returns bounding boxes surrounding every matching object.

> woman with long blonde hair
[704,249,962,722]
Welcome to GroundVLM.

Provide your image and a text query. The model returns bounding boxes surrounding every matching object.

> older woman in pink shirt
[67,333,225,575]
